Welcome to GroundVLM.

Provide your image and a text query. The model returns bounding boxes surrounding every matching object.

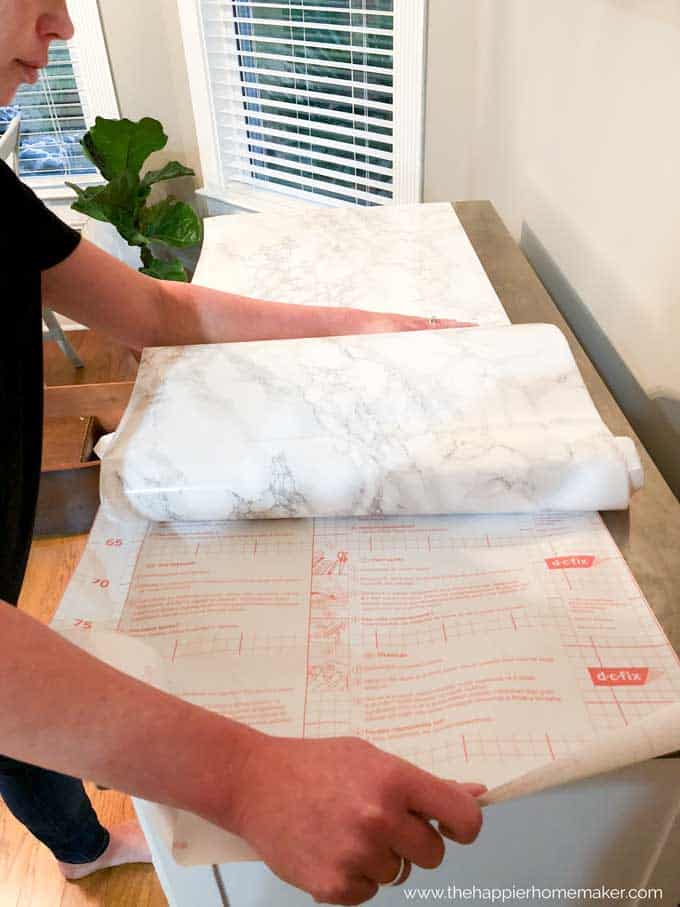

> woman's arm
[39,235,483,903]
[42,238,473,351]
[1,603,484,903]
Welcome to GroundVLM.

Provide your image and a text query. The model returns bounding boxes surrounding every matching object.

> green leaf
[81,117,167,180]
[69,172,148,246]
[66,182,111,224]
[139,198,203,248]
[70,118,199,258]
[140,256,189,282]
[142,161,195,189]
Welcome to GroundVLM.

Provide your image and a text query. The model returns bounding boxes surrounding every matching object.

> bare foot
[58,819,152,880]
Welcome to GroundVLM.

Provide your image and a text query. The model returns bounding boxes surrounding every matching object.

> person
[0,2,486,903]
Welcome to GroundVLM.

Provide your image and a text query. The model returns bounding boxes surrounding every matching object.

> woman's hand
[343,310,477,335]
[217,734,486,906]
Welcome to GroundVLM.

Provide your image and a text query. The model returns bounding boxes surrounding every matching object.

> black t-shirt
[0,160,81,604]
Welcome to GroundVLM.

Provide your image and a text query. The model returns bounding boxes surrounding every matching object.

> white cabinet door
[136,759,680,907]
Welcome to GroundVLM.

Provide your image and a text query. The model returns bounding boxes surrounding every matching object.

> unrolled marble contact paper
[192,202,512,326]
[99,323,642,523]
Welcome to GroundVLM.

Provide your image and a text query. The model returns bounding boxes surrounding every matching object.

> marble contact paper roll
[98,323,642,523]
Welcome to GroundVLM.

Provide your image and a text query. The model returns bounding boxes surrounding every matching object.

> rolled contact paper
[97,323,642,523]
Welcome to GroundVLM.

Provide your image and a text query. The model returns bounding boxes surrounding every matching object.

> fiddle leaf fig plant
[67,116,202,282]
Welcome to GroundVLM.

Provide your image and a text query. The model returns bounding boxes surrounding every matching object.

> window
[5,40,95,180]
[0,1,118,192]
[178,0,426,207]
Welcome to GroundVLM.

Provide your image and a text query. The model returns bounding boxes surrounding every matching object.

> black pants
[0,567,110,863]
[0,754,110,863]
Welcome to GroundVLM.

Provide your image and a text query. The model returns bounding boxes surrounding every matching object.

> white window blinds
[198,0,400,206]
[5,40,95,179]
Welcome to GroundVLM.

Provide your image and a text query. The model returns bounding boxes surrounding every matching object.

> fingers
[405,771,485,846]
[439,782,487,840]
[384,858,412,887]
[390,813,445,870]
[312,875,379,906]
[393,859,412,887]
[364,852,413,887]
[396,783,487,862]
[393,315,477,332]
[422,316,477,330]
[438,320,477,328]
[459,782,488,797]
[359,812,441,883]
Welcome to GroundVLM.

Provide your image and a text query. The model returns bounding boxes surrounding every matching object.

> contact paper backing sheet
[54,509,680,865]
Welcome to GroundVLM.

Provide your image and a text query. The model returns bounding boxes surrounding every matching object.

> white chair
[1,112,83,368]
[0,113,21,172]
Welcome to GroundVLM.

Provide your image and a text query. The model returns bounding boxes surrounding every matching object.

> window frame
[22,0,119,200]
[177,0,427,211]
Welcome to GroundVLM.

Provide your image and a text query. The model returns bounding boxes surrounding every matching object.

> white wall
[424,0,680,495]
[96,0,201,201]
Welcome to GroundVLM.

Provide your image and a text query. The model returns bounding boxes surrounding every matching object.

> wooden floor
[0,334,166,907]
[43,331,138,387]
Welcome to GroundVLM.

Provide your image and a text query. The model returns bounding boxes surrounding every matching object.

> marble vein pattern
[192,203,511,327]
[100,324,642,523]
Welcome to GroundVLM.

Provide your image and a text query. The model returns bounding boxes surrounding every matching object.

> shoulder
[0,160,81,270]
[0,157,40,211]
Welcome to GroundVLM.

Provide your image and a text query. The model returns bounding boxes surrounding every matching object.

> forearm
[0,603,259,828]
[43,239,471,351]
[153,279,429,347]
[0,609,486,901]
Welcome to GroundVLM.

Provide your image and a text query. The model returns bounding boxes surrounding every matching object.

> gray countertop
[455,201,680,652]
